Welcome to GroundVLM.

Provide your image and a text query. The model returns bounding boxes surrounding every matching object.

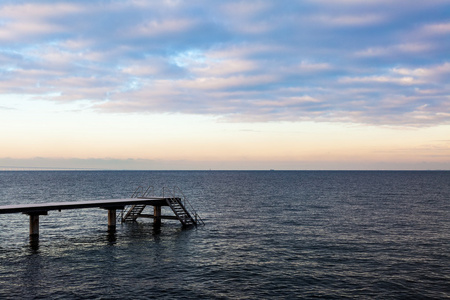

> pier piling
[26,211,48,238]
[153,205,161,226]
[107,209,117,232]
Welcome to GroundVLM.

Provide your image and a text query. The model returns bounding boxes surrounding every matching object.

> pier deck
[0,197,175,239]
[0,198,169,214]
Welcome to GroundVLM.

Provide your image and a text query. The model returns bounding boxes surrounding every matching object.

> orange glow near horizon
[1,99,449,170]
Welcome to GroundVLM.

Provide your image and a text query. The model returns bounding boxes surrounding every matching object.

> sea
[0,170,449,299]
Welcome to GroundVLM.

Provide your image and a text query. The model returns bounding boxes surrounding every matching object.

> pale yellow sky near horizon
[1,95,449,170]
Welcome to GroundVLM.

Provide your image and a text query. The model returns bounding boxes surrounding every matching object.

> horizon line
[1,168,449,172]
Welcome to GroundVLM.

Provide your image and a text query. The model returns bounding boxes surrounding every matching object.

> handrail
[163,186,205,226]
[120,185,150,222]
[142,185,154,198]
[131,186,144,198]
[129,185,155,198]
[121,185,204,226]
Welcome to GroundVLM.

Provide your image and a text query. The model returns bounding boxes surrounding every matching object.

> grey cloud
[2,157,449,170]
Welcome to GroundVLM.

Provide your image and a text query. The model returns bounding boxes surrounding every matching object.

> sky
[0,0,449,170]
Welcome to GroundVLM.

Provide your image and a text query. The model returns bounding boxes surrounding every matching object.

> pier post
[107,209,116,232]
[30,214,39,237]
[154,205,161,226]
[25,211,48,240]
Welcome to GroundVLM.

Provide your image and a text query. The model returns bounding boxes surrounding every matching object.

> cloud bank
[0,0,449,126]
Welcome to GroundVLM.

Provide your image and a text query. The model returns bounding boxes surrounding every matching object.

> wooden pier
[0,193,204,240]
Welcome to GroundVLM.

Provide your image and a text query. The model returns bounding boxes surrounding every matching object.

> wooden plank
[0,197,173,214]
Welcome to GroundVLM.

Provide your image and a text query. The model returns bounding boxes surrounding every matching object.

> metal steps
[122,204,146,221]
[121,185,153,222]
[120,185,204,227]
[166,197,195,227]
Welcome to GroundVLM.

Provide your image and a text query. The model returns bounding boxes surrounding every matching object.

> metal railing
[119,185,204,226]
[131,185,154,198]
[162,186,205,226]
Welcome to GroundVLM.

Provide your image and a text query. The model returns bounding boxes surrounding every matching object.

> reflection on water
[106,232,117,245]
[28,238,40,253]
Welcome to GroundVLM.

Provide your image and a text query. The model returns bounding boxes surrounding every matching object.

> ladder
[121,185,154,222]
[122,204,146,222]
[120,185,204,227]
[163,186,205,227]
[166,197,195,227]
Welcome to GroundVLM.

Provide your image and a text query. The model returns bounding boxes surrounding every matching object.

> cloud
[0,3,82,41]
[3,156,448,170]
[312,14,386,27]
[128,18,199,38]
[357,43,436,58]
[339,75,421,86]
[418,22,450,36]
[392,63,450,83]
[0,0,449,126]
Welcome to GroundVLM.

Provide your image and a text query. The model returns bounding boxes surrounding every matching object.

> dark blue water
[0,171,449,299]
